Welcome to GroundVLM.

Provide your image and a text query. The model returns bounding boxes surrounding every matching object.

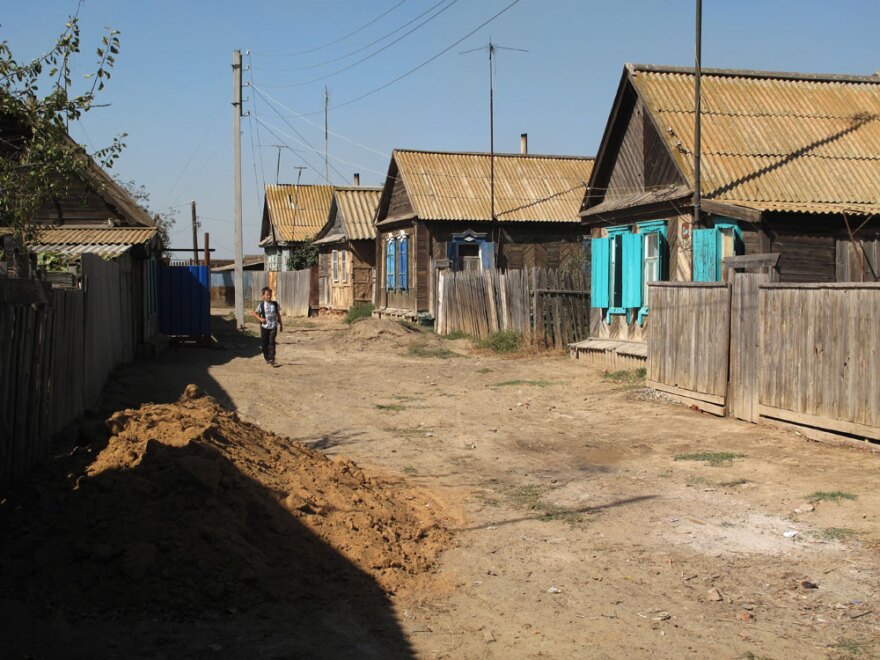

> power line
[250,117,327,185]
[252,0,410,58]
[254,0,455,73]
[259,0,523,115]
[261,0,461,88]
[246,51,267,189]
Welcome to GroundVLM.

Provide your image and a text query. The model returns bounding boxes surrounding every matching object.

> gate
[159,264,210,336]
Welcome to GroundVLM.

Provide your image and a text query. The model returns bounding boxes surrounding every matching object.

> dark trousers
[260,326,277,363]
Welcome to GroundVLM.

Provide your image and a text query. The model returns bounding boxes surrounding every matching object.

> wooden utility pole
[233,49,244,328]
[204,232,211,268]
[324,86,329,184]
[190,200,199,264]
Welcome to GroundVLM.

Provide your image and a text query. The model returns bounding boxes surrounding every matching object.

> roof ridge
[393,148,595,161]
[628,62,880,85]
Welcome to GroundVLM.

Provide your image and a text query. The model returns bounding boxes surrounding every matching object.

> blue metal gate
[159,265,210,336]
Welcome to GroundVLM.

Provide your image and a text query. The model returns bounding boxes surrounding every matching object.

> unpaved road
[4,313,880,659]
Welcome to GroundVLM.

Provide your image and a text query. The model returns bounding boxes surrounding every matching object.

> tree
[286,243,318,270]
[0,7,125,244]
[114,177,177,256]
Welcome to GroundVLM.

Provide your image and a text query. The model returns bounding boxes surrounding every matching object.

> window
[591,221,667,323]
[385,238,396,290]
[447,231,494,272]
[458,243,481,271]
[331,250,339,282]
[693,219,743,282]
[397,235,409,290]
[268,249,281,272]
[340,251,348,283]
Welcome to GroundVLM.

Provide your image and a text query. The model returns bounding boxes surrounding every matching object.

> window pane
[645,232,659,258]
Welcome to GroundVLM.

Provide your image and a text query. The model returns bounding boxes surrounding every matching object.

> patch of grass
[817,527,858,542]
[408,344,462,359]
[829,639,875,657]
[402,466,418,475]
[345,302,374,324]
[376,404,405,411]
[442,330,470,340]
[505,484,582,525]
[478,331,522,354]
[808,490,857,504]
[384,426,435,438]
[476,367,493,374]
[489,379,553,388]
[674,451,743,466]
[398,320,424,332]
[602,368,647,385]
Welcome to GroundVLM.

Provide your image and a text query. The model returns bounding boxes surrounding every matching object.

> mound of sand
[347,317,417,341]
[0,385,448,616]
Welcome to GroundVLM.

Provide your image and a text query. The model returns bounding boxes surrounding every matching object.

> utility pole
[190,200,199,264]
[694,0,703,227]
[291,166,306,269]
[232,49,244,328]
[204,232,211,268]
[324,86,329,184]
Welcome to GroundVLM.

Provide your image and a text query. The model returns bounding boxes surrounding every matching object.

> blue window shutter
[481,242,495,270]
[385,240,396,290]
[693,228,718,281]
[622,232,644,308]
[397,236,409,290]
[590,237,610,308]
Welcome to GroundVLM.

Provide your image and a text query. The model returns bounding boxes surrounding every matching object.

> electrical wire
[260,0,460,88]
[254,0,455,73]
[250,117,328,185]
[247,52,267,190]
[258,0,523,115]
[252,0,409,57]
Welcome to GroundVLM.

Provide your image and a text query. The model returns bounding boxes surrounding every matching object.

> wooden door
[352,266,372,303]
[728,271,767,422]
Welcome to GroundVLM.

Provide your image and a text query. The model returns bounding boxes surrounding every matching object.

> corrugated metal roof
[334,187,381,240]
[30,242,133,258]
[394,150,594,223]
[33,226,158,245]
[264,184,334,242]
[630,65,880,215]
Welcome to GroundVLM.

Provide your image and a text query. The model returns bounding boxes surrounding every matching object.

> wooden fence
[646,282,731,415]
[647,279,880,441]
[269,269,311,317]
[436,267,590,347]
[211,270,312,317]
[0,254,141,490]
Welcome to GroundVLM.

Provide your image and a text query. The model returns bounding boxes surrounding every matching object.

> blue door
[159,265,211,336]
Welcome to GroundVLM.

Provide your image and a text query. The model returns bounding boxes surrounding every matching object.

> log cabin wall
[376,223,417,313]
[34,180,130,226]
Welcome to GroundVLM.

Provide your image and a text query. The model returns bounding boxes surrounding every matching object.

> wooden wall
[375,224,417,313]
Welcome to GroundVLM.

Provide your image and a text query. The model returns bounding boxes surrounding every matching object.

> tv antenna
[461,38,528,224]
[257,144,292,184]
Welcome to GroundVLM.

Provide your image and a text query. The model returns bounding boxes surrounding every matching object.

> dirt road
[3,314,879,658]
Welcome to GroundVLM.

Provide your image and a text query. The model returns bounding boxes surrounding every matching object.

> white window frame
[331,250,339,282]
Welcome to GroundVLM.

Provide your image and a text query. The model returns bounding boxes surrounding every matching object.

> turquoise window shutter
[481,242,495,270]
[622,232,644,308]
[397,236,409,290]
[590,237,610,308]
[385,240,396,290]
[693,228,718,281]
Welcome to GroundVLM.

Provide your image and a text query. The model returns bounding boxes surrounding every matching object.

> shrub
[479,331,522,353]
[345,303,374,324]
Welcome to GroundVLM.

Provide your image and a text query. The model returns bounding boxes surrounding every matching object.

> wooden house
[259,184,334,271]
[577,64,880,362]
[373,148,594,320]
[313,185,381,311]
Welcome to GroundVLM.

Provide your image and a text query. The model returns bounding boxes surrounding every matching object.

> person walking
[253,286,282,366]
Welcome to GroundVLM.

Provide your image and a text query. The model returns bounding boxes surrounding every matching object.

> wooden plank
[647,382,728,416]
[646,379,727,406]
[759,404,880,441]
[764,418,880,452]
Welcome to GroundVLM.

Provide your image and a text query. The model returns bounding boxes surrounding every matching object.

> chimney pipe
[353,173,360,186]
[520,133,528,155]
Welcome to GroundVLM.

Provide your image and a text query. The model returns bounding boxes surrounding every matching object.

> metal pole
[233,49,244,328]
[694,0,702,226]
[191,200,199,264]
[489,40,495,223]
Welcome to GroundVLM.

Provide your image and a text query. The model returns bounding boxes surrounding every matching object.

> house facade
[374,149,595,320]
[581,64,880,349]
[313,186,381,311]
[259,184,334,271]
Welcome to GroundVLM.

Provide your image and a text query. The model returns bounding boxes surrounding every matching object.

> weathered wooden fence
[269,269,311,317]
[210,270,311,317]
[436,268,590,346]
[0,254,141,490]
[759,283,880,440]
[646,282,732,415]
[647,279,880,441]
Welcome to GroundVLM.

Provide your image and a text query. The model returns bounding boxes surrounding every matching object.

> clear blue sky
[5,1,878,257]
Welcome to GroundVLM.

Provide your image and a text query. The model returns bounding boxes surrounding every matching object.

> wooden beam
[701,199,763,223]
[722,253,780,269]
[647,379,726,406]
[758,404,880,441]
[763,418,880,452]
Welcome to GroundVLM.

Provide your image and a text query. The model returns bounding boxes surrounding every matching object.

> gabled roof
[261,184,334,244]
[391,149,594,223]
[589,64,880,217]
[334,186,381,240]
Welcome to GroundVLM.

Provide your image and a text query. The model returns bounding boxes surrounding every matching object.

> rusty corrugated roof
[334,186,381,240]
[630,64,880,215]
[264,184,334,242]
[32,226,158,245]
[394,150,594,223]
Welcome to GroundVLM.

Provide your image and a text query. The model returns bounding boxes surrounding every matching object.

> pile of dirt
[346,317,419,343]
[0,385,448,616]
